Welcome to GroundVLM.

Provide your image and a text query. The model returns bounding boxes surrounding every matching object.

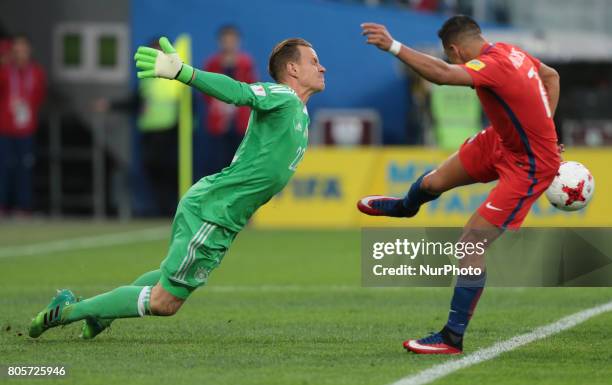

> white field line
[204,286,528,294]
[390,299,612,385]
[0,226,169,259]
[206,285,398,293]
[57,284,412,294]
[170,286,528,294]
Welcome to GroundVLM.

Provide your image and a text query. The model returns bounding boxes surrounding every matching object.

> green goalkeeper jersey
[179,70,310,232]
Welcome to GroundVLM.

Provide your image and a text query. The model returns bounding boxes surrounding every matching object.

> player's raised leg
[403,153,556,354]
[403,212,503,354]
[357,151,476,217]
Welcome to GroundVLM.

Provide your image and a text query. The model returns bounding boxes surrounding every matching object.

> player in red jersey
[358,15,562,354]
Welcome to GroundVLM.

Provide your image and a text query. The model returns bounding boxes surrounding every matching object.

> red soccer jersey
[461,42,560,175]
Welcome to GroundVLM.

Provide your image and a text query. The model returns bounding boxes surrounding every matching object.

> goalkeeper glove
[133,36,194,83]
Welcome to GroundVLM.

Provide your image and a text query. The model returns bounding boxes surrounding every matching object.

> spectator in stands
[94,38,180,217]
[0,35,46,217]
[202,25,257,175]
[135,38,181,217]
[411,0,439,13]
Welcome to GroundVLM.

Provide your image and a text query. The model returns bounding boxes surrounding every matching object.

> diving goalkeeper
[29,36,325,339]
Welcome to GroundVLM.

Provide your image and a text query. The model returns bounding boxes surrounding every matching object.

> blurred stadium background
[0,0,611,226]
[2,2,612,384]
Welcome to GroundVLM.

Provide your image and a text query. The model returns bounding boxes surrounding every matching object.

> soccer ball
[545,161,594,211]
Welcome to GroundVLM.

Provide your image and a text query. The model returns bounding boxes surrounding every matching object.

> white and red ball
[546,161,594,211]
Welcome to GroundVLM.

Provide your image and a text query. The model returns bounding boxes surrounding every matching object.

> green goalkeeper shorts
[160,204,237,299]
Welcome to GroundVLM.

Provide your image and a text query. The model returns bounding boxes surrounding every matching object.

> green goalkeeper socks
[62,286,152,324]
[132,269,161,286]
[61,269,161,325]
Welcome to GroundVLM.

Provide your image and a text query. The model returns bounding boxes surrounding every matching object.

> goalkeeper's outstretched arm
[134,36,258,107]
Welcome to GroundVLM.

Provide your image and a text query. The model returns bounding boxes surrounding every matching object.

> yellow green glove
[133,36,194,83]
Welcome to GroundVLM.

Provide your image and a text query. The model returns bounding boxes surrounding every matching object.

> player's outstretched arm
[361,23,473,86]
[134,37,189,81]
[538,62,560,117]
[134,37,257,107]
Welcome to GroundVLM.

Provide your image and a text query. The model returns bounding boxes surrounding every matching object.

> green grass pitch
[1,222,611,385]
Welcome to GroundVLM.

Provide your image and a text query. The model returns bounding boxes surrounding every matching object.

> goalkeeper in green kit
[29,36,325,339]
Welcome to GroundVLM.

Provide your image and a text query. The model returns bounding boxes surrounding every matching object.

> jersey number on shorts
[528,66,552,118]
[289,146,306,171]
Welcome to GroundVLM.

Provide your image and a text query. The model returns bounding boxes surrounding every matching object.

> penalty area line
[0,226,169,259]
[390,299,612,385]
